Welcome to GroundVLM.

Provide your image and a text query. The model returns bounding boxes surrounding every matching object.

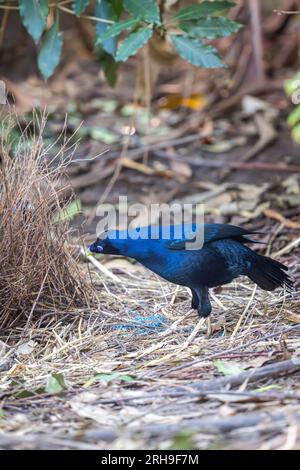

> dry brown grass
[1,256,300,449]
[0,114,300,449]
[0,112,96,330]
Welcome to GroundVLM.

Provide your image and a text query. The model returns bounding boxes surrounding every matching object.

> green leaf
[101,53,119,87]
[53,199,82,223]
[180,17,242,40]
[46,373,67,394]
[116,27,153,62]
[170,431,194,450]
[124,0,160,24]
[213,359,244,376]
[288,105,300,127]
[292,123,300,143]
[170,35,224,68]
[19,0,48,43]
[83,372,136,388]
[73,0,90,16]
[254,384,282,393]
[15,387,45,398]
[90,126,118,143]
[38,20,63,79]
[95,0,117,55]
[110,0,124,18]
[284,73,300,97]
[101,18,140,40]
[94,372,136,382]
[40,0,49,19]
[174,1,235,21]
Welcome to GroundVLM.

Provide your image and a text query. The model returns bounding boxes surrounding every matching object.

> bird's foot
[197,308,212,337]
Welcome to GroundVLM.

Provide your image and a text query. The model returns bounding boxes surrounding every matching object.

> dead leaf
[202,136,247,153]
[159,93,206,111]
[121,157,174,178]
[169,159,192,178]
[282,176,300,194]
[213,360,245,376]
[238,183,269,201]
[15,341,36,357]
[70,401,119,427]
[287,312,300,324]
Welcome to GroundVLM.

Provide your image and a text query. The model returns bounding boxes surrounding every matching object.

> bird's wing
[166,224,260,251]
[203,224,258,243]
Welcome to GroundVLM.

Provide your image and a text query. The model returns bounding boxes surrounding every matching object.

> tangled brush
[0,113,96,330]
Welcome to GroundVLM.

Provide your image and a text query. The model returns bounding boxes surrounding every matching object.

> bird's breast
[141,250,200,287]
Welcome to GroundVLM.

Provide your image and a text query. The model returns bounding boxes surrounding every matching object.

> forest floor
[1,55,300,450]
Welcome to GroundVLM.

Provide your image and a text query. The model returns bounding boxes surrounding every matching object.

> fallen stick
[80,247,121,283]
[131,407,300,436]
[165,324,300,375]
[154,150,300,173]
[191,357,300,392]
[94,358,300,406]
[0,432,104,450]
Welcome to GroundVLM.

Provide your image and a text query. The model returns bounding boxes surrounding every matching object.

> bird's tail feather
[248,254,293,292]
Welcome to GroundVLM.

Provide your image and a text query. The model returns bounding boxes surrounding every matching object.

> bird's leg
[196,287,212,337]
[195,286,212,318]
[191,288,199,310]
[191,287,212,336]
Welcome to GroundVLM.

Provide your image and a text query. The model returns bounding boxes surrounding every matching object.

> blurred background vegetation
[1,0,300,246]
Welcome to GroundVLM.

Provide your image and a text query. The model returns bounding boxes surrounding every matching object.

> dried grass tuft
[0,112,96,329]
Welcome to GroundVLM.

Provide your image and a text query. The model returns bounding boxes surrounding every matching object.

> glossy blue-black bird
[89,224,292,318]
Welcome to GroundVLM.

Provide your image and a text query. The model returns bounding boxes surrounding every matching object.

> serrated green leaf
[73,0,90,16]
[116,27,153,62]
[124,0,160,24]
[19,0,48,43]
[95,0,117,55]
[170,35,224,68]
[180,17,242,39]
[46,373,67,394]
[213,359,244,376]
[101,18,140,40]
[38,20,63,80]
[288,105,300,127]
[174,1,235,21]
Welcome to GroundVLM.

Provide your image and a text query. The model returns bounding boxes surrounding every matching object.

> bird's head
[89,227,154,260]
[89,232,122,255]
